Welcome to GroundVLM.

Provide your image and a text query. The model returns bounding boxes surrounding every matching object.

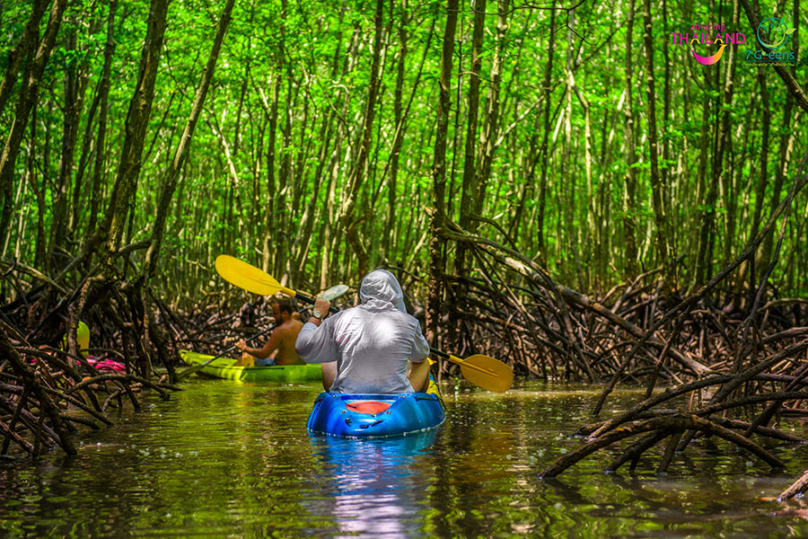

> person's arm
[408,359,431,393]
[237,327,285,360]
[295,298,337,364]
[409,320,430,363]
[408,320,431,392]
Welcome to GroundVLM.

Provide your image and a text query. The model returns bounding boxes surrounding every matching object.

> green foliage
[0,0,805,303]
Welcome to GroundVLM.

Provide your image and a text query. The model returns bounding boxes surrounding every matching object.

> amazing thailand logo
[744,16,796,66]
[670,24,746,65]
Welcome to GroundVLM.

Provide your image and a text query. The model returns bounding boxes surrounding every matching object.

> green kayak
[179,350,323,383]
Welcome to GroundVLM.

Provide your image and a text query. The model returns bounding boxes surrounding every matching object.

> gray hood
[359,269,407,313]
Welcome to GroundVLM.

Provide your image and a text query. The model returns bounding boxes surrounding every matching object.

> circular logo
[757,17,790,50]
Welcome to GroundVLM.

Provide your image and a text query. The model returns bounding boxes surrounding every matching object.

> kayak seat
[345,400,392,415]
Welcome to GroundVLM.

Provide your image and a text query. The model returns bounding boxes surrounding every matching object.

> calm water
[2,379,808,538]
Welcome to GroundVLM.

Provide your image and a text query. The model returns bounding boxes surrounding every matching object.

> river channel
[2,379,808,537]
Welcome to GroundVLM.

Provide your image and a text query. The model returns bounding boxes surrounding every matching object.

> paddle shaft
[293,291,340,314]
[429,347,496,376]
[211,323,278,363]
[176,323,280,379]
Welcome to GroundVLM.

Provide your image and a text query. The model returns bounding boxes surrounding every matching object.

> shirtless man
[233,298,304,366]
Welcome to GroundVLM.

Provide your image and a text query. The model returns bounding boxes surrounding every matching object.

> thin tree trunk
[455,0,487,278]
[143,0,235,282]
[86,0,117,240]
[570,53,594,290]
[641,0,672,288]
[262,76,280,273]
[0,0,49,115]
[691,79,713,289]
[427,0,459,344]
[28,105,47,270]
[340,0,385,278]
[758,0,799,269]
[0,0,68,249]
[719,0,741,271]
[473,0,510,216]
[50,21,91,265]
[291,111,334,285]
[661,0,672,213]
[383,0,408,256]
[98,0,170,257]
[622,0,639,279]
[536,0,557,263]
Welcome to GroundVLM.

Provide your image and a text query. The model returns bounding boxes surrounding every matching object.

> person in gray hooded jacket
[295,269,431,394]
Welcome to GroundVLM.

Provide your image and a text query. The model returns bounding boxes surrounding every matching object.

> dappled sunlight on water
[1,379,808,537]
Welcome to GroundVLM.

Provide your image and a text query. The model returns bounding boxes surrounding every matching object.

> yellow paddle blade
[215,255,296,297]
[450,354,513,393]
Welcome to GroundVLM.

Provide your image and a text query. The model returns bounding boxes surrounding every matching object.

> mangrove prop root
[0,329,76,455]
[779,470,808,502]
[0,418,35,455]
[607,431,669,474]
[540,415,784,478]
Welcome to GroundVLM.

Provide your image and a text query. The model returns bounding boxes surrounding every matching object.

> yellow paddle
[215,255,514,392]
[215,255,339,313]
[429,349,513,393]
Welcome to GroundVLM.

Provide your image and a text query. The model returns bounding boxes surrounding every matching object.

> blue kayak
[307,379,445,438]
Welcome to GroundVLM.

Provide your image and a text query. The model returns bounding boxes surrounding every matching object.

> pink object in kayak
[85,355,126,372]
[28,354,125,372]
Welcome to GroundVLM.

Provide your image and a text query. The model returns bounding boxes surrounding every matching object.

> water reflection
[2,381,808,537]
[309,430,439,538]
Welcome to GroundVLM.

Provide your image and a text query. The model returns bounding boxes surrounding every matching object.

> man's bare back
[270,318,304,365]
[234,300,305,366]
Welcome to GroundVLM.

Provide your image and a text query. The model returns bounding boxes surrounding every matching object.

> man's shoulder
[279,319,304,333]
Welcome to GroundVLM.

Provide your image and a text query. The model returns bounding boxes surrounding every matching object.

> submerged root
[780,471,808,502]
[540,415,785,478]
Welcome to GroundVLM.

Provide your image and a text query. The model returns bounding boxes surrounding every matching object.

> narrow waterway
[1,379,808,537]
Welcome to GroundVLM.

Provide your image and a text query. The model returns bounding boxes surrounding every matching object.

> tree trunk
[98,0,170,257]
[455,0,487,278]
[50,21,91,266]
[758,0,799,269]
[691,79,712,289]
[0,0,68,249]
[86,0,117,240]
[641,0,672,288]
[262,76,280,274]
[383,0,408,257]
[143,0,235,282]
[536,0,557,263]
[473,0,509,217]
[622,0,639,280]
[291,111,334,285]
[0,0,49,115]
[694,0,740,287]
[719,0,741,271]
[427,0,459,344]
[340,0,385,278]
